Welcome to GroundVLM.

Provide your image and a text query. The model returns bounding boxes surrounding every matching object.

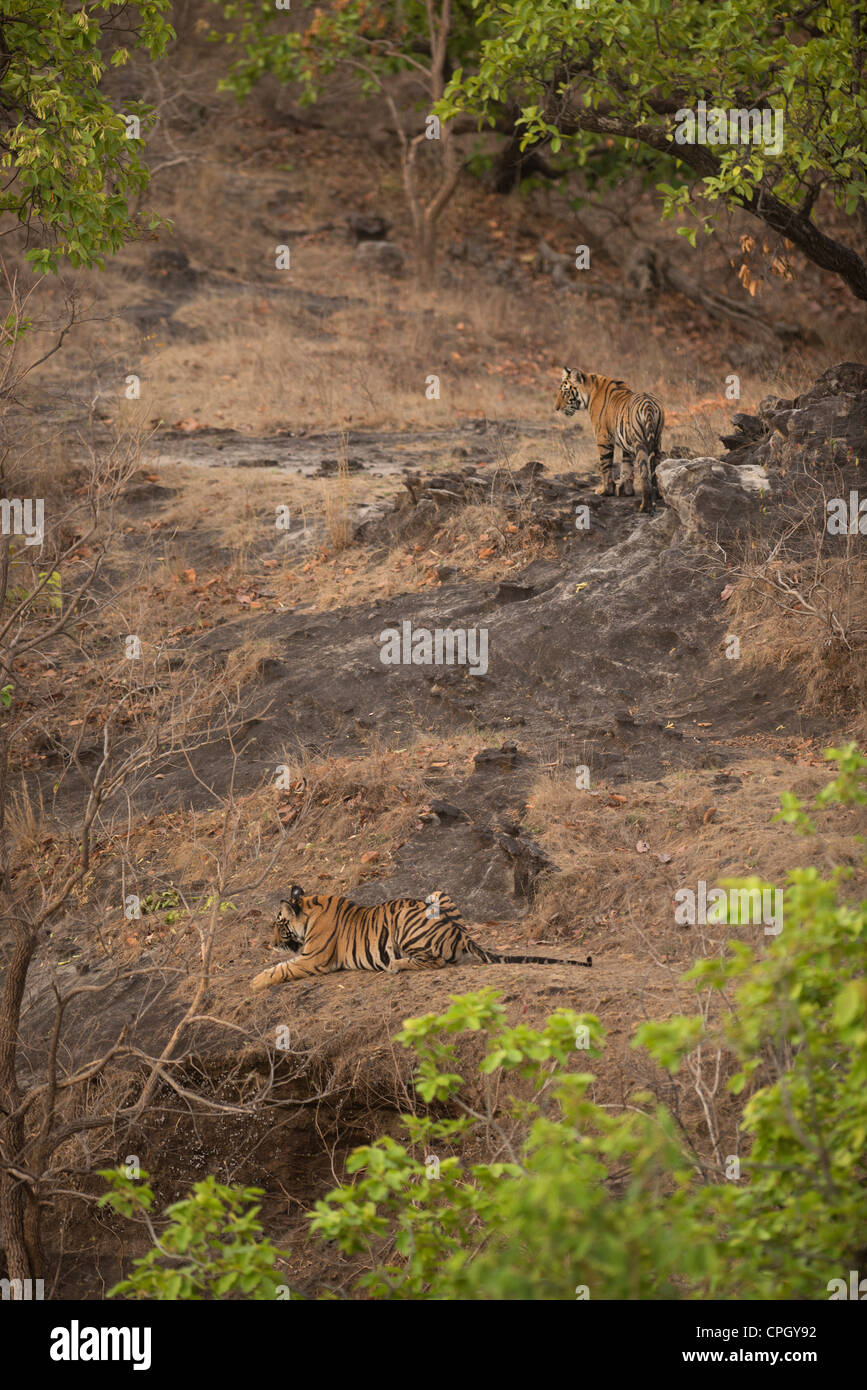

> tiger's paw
[616,478,634,497]
[251,966,280,991]
[595,479,615,497]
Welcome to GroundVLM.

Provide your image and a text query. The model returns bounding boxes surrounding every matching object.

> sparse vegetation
[1,0,865,1314]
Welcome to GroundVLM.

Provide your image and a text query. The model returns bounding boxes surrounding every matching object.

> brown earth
[4,10,867,1299]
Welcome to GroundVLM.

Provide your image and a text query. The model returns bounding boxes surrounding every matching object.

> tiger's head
[554,367,590,417]
[272,885,311,950]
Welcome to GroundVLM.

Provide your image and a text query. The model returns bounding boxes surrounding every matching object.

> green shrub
[100,1171,297,1300]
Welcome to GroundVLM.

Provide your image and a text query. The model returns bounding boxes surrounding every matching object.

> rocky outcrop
[354,459,603,545]
[656,457,772,541]
[719,361,867,469]
[665,362,866,539]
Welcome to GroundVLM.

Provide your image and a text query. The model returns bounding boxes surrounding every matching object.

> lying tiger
[250,885,592,990]
[555,367,665,513]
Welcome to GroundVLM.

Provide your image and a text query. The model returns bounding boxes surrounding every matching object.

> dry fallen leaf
[636,840,650,853]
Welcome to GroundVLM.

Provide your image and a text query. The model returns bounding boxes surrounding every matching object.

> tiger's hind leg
[616,449,635,497]
[388,953,449,973]
[595,439,616,496]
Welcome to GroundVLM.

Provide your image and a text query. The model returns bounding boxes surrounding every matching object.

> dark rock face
[427,800,469,823]
[120,366,861,871]
[766,394,867,466]
[148,247,194,277]
[796,362,867,401]
[491,829,558,901]
[719,361,867,470]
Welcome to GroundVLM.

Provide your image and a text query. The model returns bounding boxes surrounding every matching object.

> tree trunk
[0,927,38,1286]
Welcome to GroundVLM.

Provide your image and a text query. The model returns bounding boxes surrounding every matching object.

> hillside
[2,2,866,1304]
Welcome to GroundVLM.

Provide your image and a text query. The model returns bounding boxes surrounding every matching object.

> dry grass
[220,637,282,696]
[715,447,867,726]
[523,755,867,960]
[321,451,354,552]
[118,452,557,615]
[8,16,848,454]
[6,25,866,1301]
[57,264,817,439]
[728,550,867,726]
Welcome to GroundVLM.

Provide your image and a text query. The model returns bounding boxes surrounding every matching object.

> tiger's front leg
[595,439,616,496]
[251,957,325,991]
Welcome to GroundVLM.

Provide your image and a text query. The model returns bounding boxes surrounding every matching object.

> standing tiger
[250,885,592,990]
[555,368,665,513]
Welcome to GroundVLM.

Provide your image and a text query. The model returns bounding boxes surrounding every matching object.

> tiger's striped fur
[555,368,665,513]
[250,885,592,990]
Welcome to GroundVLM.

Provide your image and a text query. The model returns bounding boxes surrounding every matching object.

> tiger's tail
[635,445,654,513]
[465,938,592,968]
[430,893,593,968]
[634,402,663,514]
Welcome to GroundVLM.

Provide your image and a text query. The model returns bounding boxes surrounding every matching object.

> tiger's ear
[561,366,570,378]
[288,885,304,909]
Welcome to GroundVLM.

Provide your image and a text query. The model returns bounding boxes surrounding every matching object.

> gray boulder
[656,457,772,540]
